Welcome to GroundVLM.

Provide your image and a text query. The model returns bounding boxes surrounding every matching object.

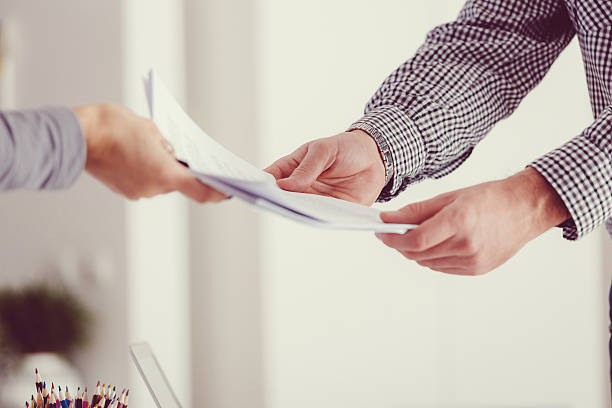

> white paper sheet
[144,70,416,234]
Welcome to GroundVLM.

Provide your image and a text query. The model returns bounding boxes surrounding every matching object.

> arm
[0,107,85,190]
[372,0,612,274]
[266,0,576,207]
[351,0,576,200]
[0,104,226,202]
[375,102,612,275]
[377,167,570,275]
[529,105,612,240]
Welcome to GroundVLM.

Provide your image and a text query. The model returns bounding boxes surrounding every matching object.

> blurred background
[0,0,611,407]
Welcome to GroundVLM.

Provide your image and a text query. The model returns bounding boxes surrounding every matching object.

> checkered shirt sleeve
[350,0,612,240]
[530,107,612,240]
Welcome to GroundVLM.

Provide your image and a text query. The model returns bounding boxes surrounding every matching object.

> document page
[144,70,416,233]
[146,71,273,183]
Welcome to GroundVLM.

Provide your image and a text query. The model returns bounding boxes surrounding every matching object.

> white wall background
[123,1,192,407]
[184,1,265,407]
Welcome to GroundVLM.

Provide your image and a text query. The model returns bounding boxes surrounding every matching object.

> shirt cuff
[349,105,426,202]
[0,106,86,191]
[46,106,87,189]
[529,135,612,241]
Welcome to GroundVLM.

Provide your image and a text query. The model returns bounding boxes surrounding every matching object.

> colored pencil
[116,390,124,408]
[42,382,48,406]
[28,369,129,408]
[75,387,82,408]
[58,386,66,408]
[82,387,89,408]
[91,381,101,407]
[35,369,43,393]
[36,388,43,408]
[107,386,115,406]
[48,391,57,408]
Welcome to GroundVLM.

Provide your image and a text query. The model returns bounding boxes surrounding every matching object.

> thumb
[277,142,334,192]
[381,194,454,224]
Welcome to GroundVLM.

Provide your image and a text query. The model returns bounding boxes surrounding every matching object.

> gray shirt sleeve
[0,106,86,191]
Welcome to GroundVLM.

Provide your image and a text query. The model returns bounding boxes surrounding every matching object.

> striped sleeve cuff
[349,105,426,202]
[529,135,612,240]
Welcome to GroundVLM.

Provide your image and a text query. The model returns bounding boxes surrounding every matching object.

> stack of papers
[144,70,416,234]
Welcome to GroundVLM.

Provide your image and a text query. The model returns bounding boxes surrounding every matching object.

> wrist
[349,129,388,183]
[508,167,571,234]
[72,104,110,171]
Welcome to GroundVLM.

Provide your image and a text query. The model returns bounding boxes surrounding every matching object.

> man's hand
[376,167,570,275]
[265,130,386,205]
[73,104,226,202]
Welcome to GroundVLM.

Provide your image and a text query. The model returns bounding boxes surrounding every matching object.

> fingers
[264,145,307,180]
[179,179,226,203]
[380,194,454,225]
[264,162,284,180]
[416,257,479,276]
[417,256,470,270]
[396,237,463,261]
[420,265,471,275]
[377,209,457,253]
[380,233,481,275]
[376,191,495,275]
[376,198,480,275]
[169,166,227,203]
[276,141,335,192]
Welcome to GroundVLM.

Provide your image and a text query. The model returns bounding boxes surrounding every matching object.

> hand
[73,104,226,202]
[265,130,386,205]
[376,167,570,275]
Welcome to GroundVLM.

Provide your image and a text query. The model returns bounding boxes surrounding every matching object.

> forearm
[529,106,612,240]
[507,167,570,237]
[0,107,86,191]
[351,0,574,201]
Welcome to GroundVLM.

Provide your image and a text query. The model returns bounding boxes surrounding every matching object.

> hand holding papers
[144,70,416,233]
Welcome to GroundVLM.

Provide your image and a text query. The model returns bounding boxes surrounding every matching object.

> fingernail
[375,233,384,240]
